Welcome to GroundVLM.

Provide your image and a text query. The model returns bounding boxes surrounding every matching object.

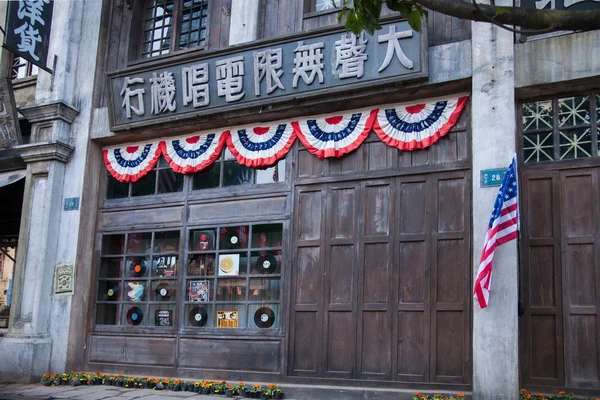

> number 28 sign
[480,168,508,188]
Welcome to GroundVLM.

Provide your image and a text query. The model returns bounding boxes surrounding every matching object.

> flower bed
[40,372,283,399]
[411,391,600,400]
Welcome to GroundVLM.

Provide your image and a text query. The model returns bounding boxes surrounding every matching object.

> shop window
[9,55,38,80]
[95,223,283,330]
[96,230,180,326]
[106,156,184,199]
[192,149,285,190]
[185,223,282,330]
[141,0,208,59]
[521,92,600,163]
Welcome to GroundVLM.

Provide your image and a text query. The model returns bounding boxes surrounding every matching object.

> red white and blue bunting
[372,95,469,151]
[102,95,469,182]
[292,110,377,159]
[227,123,296,168]
[161,131,227,174]
[103,143,161,183]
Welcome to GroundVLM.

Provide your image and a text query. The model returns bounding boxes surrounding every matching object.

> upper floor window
[9,55,38,80]
[142,0,208,59]
[306,0,341,13]
[520,92,600,163]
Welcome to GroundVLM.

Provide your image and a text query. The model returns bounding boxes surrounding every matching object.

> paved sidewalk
[0,384,246,400]
[1,383,465,400]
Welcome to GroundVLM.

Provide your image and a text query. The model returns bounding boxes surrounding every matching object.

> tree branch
[406,0,600,31]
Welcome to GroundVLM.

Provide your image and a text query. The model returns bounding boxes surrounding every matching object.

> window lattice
[521,92,600,164]
[142,0,174,58]
[179,0,208,50]
[10,56,38,80]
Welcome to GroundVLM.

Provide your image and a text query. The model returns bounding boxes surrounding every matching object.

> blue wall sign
[480,168,507,188]
[63,197,80,211]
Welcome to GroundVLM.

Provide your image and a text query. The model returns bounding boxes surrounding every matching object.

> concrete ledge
[278,383,472,400]
[0,336,52,383]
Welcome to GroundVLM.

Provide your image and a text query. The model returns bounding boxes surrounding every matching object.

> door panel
[290,172,471,384]
[521,167,600,390]
[520,170,564,386]
[560,169,600,388]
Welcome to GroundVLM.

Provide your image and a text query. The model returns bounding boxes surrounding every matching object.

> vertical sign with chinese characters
[109,20,427,131]
[4,0,54,73]
[0,78,23,150]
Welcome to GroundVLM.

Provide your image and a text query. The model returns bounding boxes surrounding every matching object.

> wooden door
[289,171,471,385]
[520,166,600,390]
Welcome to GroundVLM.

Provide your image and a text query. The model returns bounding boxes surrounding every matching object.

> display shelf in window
[96,230,181,326]
[183,223,283,330]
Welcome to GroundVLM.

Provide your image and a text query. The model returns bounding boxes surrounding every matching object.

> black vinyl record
[104,284,118,301]
[223,229,239,249]
[189,306,208,327]
[126,306,144,326]
[254,307,275,328]
[256,253,277,274]
[131,260,146,277]
[154,283,172,301]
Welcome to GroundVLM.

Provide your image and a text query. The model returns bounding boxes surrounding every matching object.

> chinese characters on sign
[520,0,600,10]
[109,21,426,130]
[4,0,54,72]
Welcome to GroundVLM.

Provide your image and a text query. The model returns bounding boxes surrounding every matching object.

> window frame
[136,0,210,61]
[94,222,287,337]
[104,151,290,203]
[518,91,600,166]
[8,53,38,80]
[95,228,184,331]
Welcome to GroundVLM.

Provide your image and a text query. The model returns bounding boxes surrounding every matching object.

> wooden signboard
[108,20,428,131]
[0,78,22,150]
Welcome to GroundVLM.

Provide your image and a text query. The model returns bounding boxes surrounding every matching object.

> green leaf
[495,6,511,16]
[407,8,421,31]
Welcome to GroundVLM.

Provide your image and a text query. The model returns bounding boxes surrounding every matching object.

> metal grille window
[9,55,38,80]
[141,0,208,59]
[520,92,600,163]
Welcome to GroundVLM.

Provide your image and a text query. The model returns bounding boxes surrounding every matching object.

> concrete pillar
[0,102,77,382]
[471,3,519,399]
[229,0,261,45]
[0,0,102,382]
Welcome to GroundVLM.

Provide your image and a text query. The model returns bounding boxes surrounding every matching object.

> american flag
[474,155,519,308]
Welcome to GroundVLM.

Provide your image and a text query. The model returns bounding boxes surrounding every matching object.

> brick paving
[0,384,234,400]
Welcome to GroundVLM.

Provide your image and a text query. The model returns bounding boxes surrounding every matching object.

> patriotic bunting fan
[161,131,227,174]
[101,95,472,179]
[227,123,296,168]
[103,143,161,183]
[373,95,469,151]
[293,109,377,158]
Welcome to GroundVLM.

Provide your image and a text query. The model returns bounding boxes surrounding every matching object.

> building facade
[0,1,599,399]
